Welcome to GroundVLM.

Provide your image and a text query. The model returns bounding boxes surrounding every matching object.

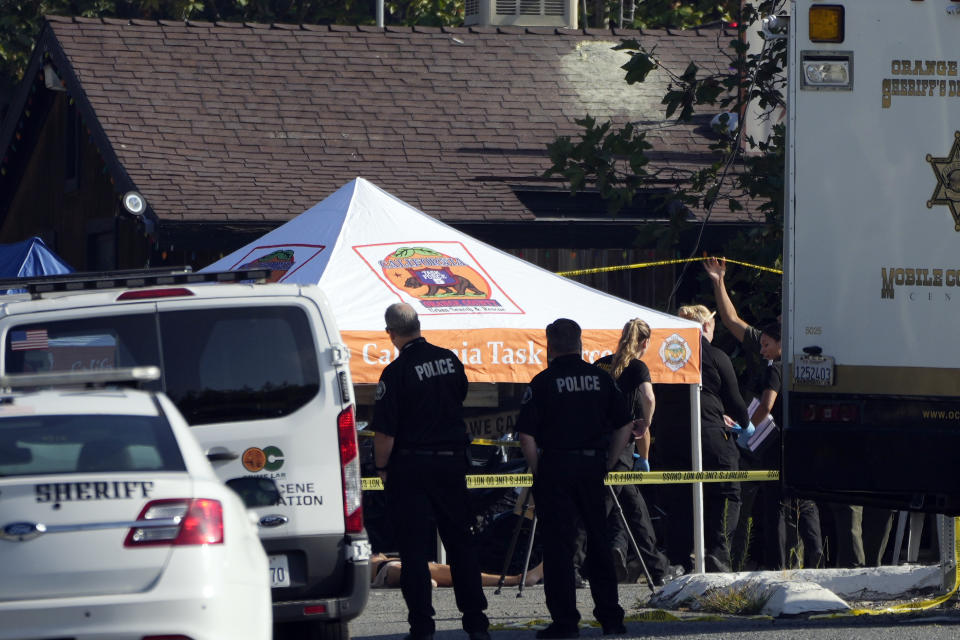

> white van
[0,269,370,640]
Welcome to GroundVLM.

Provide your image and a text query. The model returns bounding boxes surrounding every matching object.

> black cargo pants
[605,461,670,581]
[385,451,489,637]
[533,450,624,631]
[701,424,742,570]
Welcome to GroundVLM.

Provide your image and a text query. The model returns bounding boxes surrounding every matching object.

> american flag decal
[10,329,49,351]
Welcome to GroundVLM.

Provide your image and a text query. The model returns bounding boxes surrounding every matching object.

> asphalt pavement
[353,581,665,639]
[351,564,957,640]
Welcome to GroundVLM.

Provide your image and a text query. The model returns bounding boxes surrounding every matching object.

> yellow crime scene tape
[358,431,519,448]
[361,469,778,491]
[470,438,520,448]
[809,516,960,617]
[555,256,782,278]
[357,433,778,491]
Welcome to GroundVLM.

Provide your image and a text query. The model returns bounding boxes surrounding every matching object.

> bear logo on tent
[380,246,497,309]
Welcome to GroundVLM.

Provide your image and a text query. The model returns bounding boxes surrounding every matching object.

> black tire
[274,620,349,640]
[314,621,349,640]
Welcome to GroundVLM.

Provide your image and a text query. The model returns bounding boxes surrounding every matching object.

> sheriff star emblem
[926,131,960,232]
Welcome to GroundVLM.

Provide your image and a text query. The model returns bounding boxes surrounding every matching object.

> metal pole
[907,511,926,563]
[517,515,538,598]
[939,515,957,593]
[690,383,705,574]
[437,532,446,565]
[377,0,384,27]
[495,488,534,595]
[892,511,908,565]
[607,485,655,593]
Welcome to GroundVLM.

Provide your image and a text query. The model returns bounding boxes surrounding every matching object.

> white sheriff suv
[0,367,272,640]
[0,269,370,640]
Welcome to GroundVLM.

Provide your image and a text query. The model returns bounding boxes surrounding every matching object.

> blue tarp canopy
[0,237,73,292]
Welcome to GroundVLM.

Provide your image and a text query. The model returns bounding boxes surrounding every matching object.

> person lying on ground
[370,553,544,588]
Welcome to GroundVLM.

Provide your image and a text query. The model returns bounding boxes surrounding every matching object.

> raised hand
[703,256,727,283]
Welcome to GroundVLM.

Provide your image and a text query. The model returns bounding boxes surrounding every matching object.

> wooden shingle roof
[38,16,755,225]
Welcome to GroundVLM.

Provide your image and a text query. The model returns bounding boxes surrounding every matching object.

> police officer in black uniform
[517,318,636,639]
[372,303,490,640]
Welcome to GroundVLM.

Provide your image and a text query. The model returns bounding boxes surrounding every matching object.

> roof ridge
[41,15,664,37]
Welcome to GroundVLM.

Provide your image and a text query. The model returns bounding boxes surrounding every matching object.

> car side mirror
[226,476,282,508]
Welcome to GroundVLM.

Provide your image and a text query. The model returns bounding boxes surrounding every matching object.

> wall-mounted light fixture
[122,191,146,216]
[43,64,66,92]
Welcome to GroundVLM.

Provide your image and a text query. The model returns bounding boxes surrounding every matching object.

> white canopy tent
[204,178,702,385]
[203,177,709,570]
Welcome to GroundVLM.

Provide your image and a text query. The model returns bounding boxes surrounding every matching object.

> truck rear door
[784,0,960,513]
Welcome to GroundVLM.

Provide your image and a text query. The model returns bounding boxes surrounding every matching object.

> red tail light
[337,406,363,533]
[117,288,195,300]
[799,402,859,424]
[303,604,328,615]
[837,404,859,423]
[125,499,224,547]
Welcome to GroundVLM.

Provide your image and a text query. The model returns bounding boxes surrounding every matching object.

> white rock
[647,565,941,617]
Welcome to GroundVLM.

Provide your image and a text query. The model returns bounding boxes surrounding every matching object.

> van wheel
[311,621,349,640]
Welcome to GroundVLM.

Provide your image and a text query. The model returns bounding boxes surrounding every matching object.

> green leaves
[388,0,463,26]
[662,62,726,122]
[616,40,657,85]
[547,2,786,315]
[0,0,466,90]
[392,247,443,258]
[629,0,739,30]
[544,115,652,215]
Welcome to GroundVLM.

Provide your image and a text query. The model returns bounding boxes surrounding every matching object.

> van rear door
[152,299,346,539]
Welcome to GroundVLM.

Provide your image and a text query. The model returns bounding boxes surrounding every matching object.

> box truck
[783,0,960,513]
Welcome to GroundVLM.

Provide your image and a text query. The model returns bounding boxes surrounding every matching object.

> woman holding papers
[751,323,824,569]
[702,256,826,570]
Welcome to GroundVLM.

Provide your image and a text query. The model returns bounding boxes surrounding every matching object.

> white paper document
[745,397,777,452]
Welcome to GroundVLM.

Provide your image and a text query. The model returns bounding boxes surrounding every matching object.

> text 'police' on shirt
[415,357,457,380]
[555,375,602,393]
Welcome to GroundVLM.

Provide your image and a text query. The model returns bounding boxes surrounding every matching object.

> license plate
[795,355,835,386]
[269,554,291,588]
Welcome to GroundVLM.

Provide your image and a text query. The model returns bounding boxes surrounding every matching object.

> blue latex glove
[632,455,650,472]
[734,422,756,449]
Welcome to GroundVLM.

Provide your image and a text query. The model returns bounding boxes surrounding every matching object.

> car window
[159,306,320,425]
[0,413,185,478]
[4,315,161,387]
[3,305,321,427]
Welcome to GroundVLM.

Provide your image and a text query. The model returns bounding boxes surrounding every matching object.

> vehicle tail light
[799,402,859,424]
[837,404,858,423]
[337,406,363,533]
[125,499,224,547]
[117,288,195,300]
[303,605,328,615]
